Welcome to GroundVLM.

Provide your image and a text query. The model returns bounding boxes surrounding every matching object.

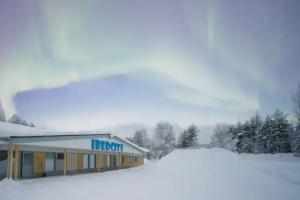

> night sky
[0,0,300,130]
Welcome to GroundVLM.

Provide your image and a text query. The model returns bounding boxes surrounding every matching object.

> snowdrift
[0,148,299,200]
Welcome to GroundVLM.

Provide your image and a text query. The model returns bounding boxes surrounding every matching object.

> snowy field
[1,148,300,200]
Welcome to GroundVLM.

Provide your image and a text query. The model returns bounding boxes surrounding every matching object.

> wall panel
[33,152,45,174]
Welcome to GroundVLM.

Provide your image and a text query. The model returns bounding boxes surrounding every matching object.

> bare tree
[151,122,176,159]
[132,128,150,148]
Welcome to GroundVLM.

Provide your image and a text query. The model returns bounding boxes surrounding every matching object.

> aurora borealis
[0,0,300,130]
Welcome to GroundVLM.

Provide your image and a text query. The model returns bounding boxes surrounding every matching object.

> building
[0,122,147,180]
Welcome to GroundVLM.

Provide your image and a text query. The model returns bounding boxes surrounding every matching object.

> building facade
[0,133,146,180]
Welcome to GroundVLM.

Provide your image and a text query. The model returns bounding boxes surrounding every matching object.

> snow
[0,121,59,137]
[0,121,107,137]
[1,148,300,200]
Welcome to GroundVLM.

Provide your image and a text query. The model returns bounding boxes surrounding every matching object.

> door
[21,152,33,178]
[110,155,116,168]
[45,152,55,173]
[0,150,8,179]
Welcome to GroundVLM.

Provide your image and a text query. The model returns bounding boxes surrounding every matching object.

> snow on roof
[0,121,110,138]
[114,135,150,153]
[0,121,59,137]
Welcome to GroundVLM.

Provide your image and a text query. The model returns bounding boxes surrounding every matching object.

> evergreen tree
[249,113,263,153]
[231,122,243,152]
[237,121,254,153]
[187,124,199,146]
[8,114,30,126]
[269,110,291,153]
[256,115,273,153]
[292,83,300,155]
[179,124,199,148]
[179,130,190,147]
[293,125,300,155]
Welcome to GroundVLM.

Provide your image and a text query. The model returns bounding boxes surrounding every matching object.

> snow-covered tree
[256,115,273,153]
[236,120,254,153]
[292,83,300,124]
[8,114,29,126]
[132,128,150,148]
[269,110,292,153]
[151,122,176,159]
[292,83,300,155]
[0,100,6,122]
[249,113,263,153]
[211,123,232,149]
[179,124,199,148]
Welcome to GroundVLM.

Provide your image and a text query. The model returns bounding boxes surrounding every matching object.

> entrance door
[21,152,33,178]
[0,150,8,179]
[110,155,116,168]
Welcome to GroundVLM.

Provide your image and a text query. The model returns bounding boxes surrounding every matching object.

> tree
[249,113,263,153]
[151,122,176,159]
[269,110,292,153]
[179,130,189,147]
[0,100,6,122]
[187,124,199,146]
[236,120,254,153]
[8,114,29,126]
[179,124,199,148]
[132,128,150,148]
[292,83,300,124]
[211,123,232,149]
[256,115,273,153]
[292,83,300,155]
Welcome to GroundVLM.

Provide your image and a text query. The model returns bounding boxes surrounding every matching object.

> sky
[0,0,300,131]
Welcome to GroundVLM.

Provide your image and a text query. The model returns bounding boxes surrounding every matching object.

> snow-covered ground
[1,148,300,200]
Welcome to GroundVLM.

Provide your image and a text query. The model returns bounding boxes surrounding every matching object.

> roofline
[113,136,149,153]
[6,133,111,139]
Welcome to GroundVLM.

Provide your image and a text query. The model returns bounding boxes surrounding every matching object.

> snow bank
[0,148,299,200]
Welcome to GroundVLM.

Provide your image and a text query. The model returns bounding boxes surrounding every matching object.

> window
[83,154,89,169]
[122,156,125,164]
[55,153,64,172]
[56,153,64,160]
[45,152,55,172]
[89,154,95,169]
[0,150,8,161]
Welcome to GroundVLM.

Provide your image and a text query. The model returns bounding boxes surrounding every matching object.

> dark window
[56,153,64,160]
[0,150,8,161]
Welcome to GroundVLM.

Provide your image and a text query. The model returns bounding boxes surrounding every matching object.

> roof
[0,121,110,138]
[115,136,150,153]
[0,121,149,153]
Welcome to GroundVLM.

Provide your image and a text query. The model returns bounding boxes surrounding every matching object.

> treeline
[211,84,300,155]
[0,101,35,127]
[127,123,200,159]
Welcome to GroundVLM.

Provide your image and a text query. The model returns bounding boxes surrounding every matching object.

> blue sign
[91,139,124,152]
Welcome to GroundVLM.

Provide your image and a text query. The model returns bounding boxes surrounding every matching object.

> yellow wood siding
[101,154,107,169]
[64,150,67,175]
[34,152,45,174]
[14,145,20,179]
[67,153,78,171]
[116,155,120,168]
[77,154,83,170]
[8,145,13,178]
